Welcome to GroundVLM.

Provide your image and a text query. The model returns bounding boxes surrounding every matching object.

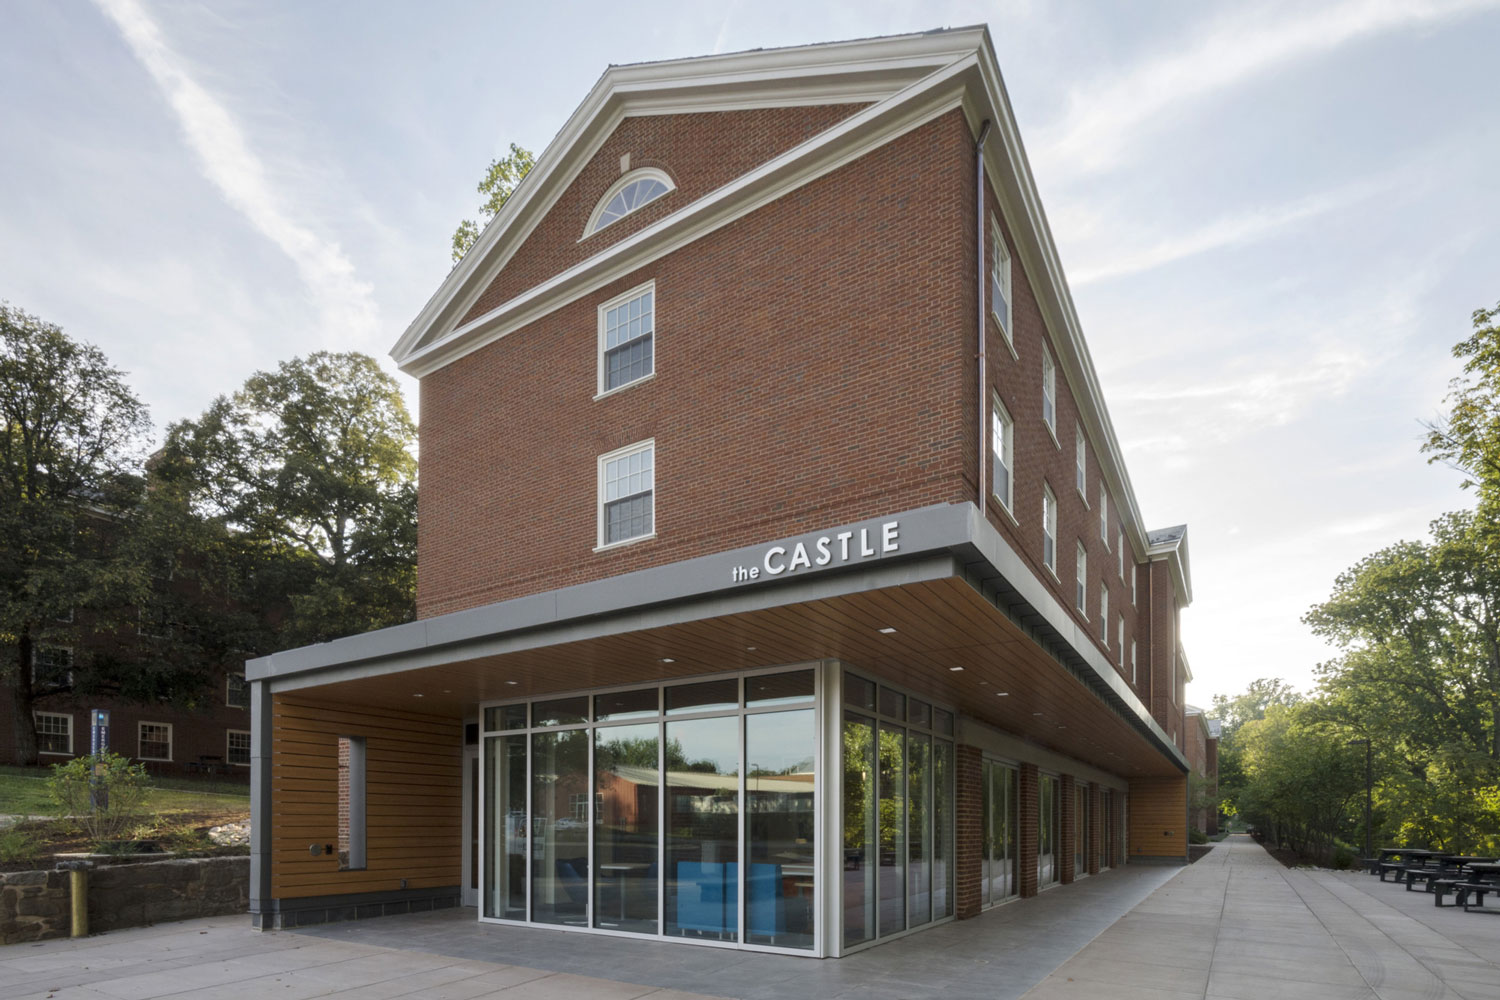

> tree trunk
[11,630,38,765]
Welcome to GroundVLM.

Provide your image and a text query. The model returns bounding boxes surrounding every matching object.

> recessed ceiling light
[442,689,451,694]
[505,680,518,686]
[413,693,424,698]
[1032,711,1044,716]
[949,666,964,672]
[661,657,675,663]
[878,627,898,634]
[746,646,757,652]
[996,692,1009,697]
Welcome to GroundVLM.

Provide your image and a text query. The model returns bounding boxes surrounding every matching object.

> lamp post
[1348,737,1372,860]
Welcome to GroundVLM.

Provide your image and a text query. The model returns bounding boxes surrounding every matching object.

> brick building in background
[245,27,1201,954]
[1185,705,1221,836]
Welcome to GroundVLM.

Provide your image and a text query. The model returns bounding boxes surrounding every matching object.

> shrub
[0,826,42,863]
[1332,846,1355,870]
[1189,828,1208,844]
[48,752,150,846]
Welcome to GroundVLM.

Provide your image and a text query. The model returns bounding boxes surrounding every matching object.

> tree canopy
[450,143,536,262]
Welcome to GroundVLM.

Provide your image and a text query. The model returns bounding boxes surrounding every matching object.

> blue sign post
[90,709,110,812]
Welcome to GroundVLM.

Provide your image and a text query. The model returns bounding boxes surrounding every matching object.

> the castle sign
[730,520,899,583]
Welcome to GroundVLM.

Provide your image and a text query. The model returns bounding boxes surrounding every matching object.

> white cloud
[1033,0,1500,179]
[92,0,377,341]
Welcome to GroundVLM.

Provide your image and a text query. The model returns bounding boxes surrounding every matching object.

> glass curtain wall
[481,667,817,954]
[1099,789,1112,870]
[980,759,1018,906]
[1073,784,1087,879]
[841,671,955,951]
[1038,774,1060,887]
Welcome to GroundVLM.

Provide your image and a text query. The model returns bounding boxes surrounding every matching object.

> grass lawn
[0,764,249,818]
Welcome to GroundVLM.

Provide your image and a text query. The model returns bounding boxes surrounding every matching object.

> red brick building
[1185,705,1221,836]
[247,27,1198,954]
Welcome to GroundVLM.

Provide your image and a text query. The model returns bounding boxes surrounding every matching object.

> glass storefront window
[533,697,587,728]
[746,709,815,949]
[932,740,954,919]
[842,713,876,948]
[594,723,659,934]
[665,716,739,940]
[1039,774,1060,886]
[485,704,527,731]
[483,734,526,920]
[980,759,1018,906]
[907,732,931,928]
[666,678,738,715]
[531,728,589,925]
[595,688,657,723]
[876,722,906,937]
[746,669,813,707]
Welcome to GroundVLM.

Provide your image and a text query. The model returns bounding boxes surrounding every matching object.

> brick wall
[954,744,982,919]
[1018,762,1038,898]
[419,109,976,616]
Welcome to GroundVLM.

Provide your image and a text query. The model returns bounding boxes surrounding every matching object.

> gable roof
[390,25,1192,606]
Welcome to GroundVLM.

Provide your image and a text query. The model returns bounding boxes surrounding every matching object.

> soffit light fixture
[878,627,898,634]
[949,666,964,672]
[661,658,675,663]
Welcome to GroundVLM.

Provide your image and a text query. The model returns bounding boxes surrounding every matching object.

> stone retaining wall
[0,856,248,945]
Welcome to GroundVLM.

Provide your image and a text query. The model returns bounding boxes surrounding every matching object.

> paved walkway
[1023,834,1500,1000]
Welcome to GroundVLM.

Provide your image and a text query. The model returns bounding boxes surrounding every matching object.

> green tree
[1236,702,1364,858]
[0,304,150,764]
[451,143,536,262]
[161,352,417,647]
[1424,299,1500,520]
[1210,677,1301,817]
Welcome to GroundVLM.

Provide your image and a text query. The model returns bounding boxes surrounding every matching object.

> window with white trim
[31,646,72,688]
[598,283,655,394]
[227,729,251,766]
[1099,486,1108,542]
[990,217,1013,349]
[990,396,1014,513]
[1075,542,1087,615]
[1075,424,1087,495]
[1131,640,1138,685]
[1042,484,1058,573]
[226,672,248,709]
[1100,584,1109,642]
[1117,614,1125,664]
[598,440,655,548]
[1117,530,1125,579]
[1131,564,1138,605]
[1042,347,1057,438]
[36,712,72,755]
[586,168,674,236]
[138,722,172,762]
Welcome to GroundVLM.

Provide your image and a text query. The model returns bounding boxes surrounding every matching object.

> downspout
[975,119,992,510]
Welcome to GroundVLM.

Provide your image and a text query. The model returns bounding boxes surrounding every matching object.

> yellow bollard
[70,868,88,938]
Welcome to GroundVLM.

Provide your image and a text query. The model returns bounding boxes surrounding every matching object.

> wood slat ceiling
[290,576,1181,778]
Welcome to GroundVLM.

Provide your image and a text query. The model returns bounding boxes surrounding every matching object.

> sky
[2,0,1498,709]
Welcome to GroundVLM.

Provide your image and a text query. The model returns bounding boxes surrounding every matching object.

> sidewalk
[1022,834,1500,1000]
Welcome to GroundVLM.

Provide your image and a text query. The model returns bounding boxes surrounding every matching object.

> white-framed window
[990,395,1014,514]
[1075,424,1087,496]
[1131,564,1138,606]
[597,282,655,395]
[597,439,655,549]
[138,722,172,762]
[1099,486,1108,542]
[1117,530,1125,579]
[227,729,251,766]
[1131,640,1138,685]
[1117,615,1125,664]
[1042,484,1058,574]
[226,672,248,709]
[584,167,674,237]
[1075,542,1088,615]
[36,712,72,756]
[1042,346,1057,440]
[990,217,1014,351]
[31,645,73,688]
[1100,584,1109,642]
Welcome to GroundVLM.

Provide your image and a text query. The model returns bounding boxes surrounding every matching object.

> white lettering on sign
[731,520,900,583]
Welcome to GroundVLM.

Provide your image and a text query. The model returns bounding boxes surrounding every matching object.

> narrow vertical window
[338,735,366,870]
[1041,348,1056,438]
[990,396,1014,513]
[1117,615,1125,665]
[1099,486,1108,542]
[598,283,655,394]
[1131,564,1138,605]
[990,218,1013,349]
[1117,531,1125,579]
[1100,585,1109,642]
[1075,424,1086,495]
[1075,542,1087,614]
[1131,640,1138,685]
[1042,485,1057,572]
[598,440,655,547]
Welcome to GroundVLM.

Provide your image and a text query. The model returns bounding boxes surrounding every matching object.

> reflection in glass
[1074,785,1087,878]
[746,710,815,949]
[665,717,739,940]
[486,704,527,731]
[533,697,587,727]
[1100,789,1112,870]
[878,686,906,721]
[594,723,659,934]
[746,670,814,707]
[1039,775,1059,886]
[666,679,738,716]
[531,729,589,925]
[933,739,954,919]
[845,672,876,711]
[907,733,931,927]
[595,688,658,723]
[842,714,876,947]
[877,723,906,936]
[982,761,1018,906]
[484,734,527,920]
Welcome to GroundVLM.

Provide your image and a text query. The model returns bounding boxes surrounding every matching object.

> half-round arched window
[584,168,675,237]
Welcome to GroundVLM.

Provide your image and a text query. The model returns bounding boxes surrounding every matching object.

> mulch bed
[0,808,248,874]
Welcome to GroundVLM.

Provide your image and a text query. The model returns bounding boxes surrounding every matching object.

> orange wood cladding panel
[1127,776,1187,860]
[270,695,462,898]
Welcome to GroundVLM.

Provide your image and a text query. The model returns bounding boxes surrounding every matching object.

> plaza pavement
[3,835,1495,1000]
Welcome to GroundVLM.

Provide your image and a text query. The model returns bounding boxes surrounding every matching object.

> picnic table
[1377,848,1440,882]
[1429,860,1500,911]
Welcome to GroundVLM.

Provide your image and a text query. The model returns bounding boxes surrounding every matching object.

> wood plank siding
[1126,776,1188,860]
[270,695,462,898]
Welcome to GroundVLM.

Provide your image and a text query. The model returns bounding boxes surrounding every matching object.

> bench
[1455,883,1496,912]
[1378,861,1409,882]
[1404,867,1450,891]
[1431,879,1464,906]
[1359,857,1383,875]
